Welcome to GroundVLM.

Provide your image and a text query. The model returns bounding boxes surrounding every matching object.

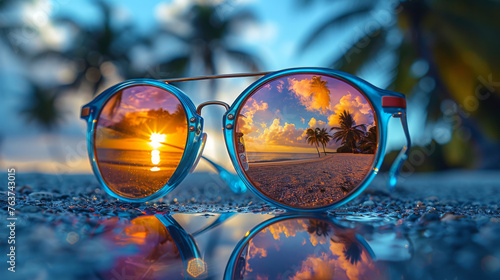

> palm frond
[225,49,262,72]
[301,2,376,50]
[332,28,385,74]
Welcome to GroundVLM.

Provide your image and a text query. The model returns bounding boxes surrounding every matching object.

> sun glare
[149,133,166,172]
[149,133,166,149]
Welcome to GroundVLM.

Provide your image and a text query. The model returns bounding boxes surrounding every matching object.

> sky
[237,73,375,154]
[0,0,420,173]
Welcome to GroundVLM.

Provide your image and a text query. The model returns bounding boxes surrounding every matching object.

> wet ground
[1,170,500,279]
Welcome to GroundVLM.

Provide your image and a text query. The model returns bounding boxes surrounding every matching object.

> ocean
[246,152,320,163]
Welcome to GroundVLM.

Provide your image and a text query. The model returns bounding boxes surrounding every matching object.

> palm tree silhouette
[330,232,363,265]
[300,0,500,168]
[330,110,366,153]
[20,86,62,130]
[359,126,377,154]
[318,127,332,155]
[156,2,262,97]
[32,0,138,97]
[305,128,322,157]
[307,219,331,237]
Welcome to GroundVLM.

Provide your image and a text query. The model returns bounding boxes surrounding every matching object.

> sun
[149,133,166,149]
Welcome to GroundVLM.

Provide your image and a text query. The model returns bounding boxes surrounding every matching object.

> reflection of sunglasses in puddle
[93,214,207,280]
[225,215,389,280]
[90,213,412,280]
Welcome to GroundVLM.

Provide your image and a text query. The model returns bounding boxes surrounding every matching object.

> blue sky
[0,0,421,173]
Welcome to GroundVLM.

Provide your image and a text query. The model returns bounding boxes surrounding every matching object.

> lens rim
[223,214,376,280]
[224,68,395,211]
[83,79,204,202]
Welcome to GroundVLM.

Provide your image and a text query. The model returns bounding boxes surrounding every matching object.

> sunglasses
[81,67,410,211]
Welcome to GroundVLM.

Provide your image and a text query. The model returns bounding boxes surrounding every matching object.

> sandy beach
[245,153,374,208]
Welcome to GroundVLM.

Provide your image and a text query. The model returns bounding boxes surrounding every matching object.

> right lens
[234,73,377,209]
[228,217,386,279]
[94,85,188,199]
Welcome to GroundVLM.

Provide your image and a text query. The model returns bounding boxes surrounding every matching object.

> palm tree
[330,230,363,265]
[20,87,62,130]
[156,2,263,97]
[307,219,331,237]
[305,128,321,157]
[300,0,500,168]
[318,128,332,155]
[32,0,139,97]
[359,126,377,154]
[330,110,366,153]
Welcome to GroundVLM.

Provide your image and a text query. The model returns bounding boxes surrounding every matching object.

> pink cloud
[239,98,269,134]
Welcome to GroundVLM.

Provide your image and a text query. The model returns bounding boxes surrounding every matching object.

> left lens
[234,73,378,209]
[97,216,186,279]
[94,85,188,199]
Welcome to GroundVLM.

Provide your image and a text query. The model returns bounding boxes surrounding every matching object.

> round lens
[95,85,188,199]
[235,73,377,208]
[229,217,386,279]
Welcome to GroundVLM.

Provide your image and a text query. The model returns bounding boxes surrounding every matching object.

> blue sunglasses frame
[81,67,410,211]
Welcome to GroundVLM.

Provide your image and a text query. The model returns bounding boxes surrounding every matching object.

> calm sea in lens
[246,152,319,163]
[96,149,184,167]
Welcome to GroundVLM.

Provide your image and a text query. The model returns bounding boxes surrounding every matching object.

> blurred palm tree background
[1,0,499,172]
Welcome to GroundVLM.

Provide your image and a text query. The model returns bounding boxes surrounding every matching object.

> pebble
[19,205,41,213]
[29,192,54,201]
[363,200,375,207]
[7,172,500,280]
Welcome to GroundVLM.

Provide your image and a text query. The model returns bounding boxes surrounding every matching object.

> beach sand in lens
[245,153,374,208]
[96,149,183,199]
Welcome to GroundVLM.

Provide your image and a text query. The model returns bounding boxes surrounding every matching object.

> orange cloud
[239,98,269,134]
[308,117,317,128]
[307,117,327,129]
[288,77,331,113]
[328,93,373,128]
[262,220,305,241]
[255,118,305,147]
[291,252,337,280]
[248,240,268,259]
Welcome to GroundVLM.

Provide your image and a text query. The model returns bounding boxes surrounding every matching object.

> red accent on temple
[382,96,406,108]
[81,107,90,118]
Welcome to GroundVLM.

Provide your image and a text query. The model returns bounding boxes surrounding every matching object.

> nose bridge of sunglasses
[196,101,230,116]
[189,130,248,194]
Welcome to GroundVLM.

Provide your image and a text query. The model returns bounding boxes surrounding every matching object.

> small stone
[29,192,54,201]
[363,200,375,207]
[420,212,440,222]
[441,213,466,222]
[19,205,41,213]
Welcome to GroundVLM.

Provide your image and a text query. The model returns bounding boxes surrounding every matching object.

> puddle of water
[61,213,404,279]
[5,212,499,280]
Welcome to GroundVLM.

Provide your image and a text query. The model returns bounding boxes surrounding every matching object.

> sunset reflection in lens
[230,217,386,280]
[235,74,377,208]
[95,85,188,199]
[97,216,186,280]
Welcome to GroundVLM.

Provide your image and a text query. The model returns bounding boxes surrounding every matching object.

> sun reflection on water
[149,133,166,172]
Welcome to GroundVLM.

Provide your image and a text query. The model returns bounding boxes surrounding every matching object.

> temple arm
[190,133,247,194]
[387,111,411,191]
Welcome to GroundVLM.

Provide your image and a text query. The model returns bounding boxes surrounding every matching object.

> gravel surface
[1,170,499,279]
